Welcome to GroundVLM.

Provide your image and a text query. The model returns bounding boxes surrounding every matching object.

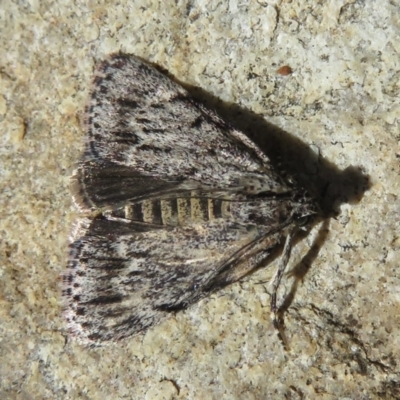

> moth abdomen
[110,194,232,226]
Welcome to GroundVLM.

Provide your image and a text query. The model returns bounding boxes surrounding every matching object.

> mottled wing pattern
[63,54,311,345]
[64,217,284,343]
[72,54,291,211]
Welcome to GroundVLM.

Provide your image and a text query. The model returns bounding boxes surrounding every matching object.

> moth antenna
[270,227,297,350]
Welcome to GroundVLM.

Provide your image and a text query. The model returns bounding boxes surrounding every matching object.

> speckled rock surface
[1,1,400,398]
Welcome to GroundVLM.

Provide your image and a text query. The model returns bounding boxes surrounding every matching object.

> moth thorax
[122,195,231,226]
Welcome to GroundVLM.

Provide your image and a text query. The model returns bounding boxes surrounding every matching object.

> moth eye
[245,225,258,233]
[295,215,312,227]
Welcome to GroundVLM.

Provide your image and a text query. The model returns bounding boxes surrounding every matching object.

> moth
[63,54,319,344]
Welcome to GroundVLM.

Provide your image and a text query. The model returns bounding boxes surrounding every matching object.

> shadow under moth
[63,54,320,345]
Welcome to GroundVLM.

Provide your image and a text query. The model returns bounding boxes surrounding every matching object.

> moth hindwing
[63,53,319,345]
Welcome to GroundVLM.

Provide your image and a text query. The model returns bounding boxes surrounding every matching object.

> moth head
[291,190,320,228]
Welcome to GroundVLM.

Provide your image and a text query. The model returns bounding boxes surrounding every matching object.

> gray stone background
[1,0,400,399]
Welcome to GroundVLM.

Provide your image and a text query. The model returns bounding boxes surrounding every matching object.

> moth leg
[270,228,297,349]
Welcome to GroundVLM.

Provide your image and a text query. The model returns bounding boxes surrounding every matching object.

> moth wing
[63,217,281,344]
[73,54,291,211]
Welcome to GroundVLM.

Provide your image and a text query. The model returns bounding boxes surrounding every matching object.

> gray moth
[62,54,320,345]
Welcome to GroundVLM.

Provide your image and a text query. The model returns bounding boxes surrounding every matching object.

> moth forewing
[62,53,320,345]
